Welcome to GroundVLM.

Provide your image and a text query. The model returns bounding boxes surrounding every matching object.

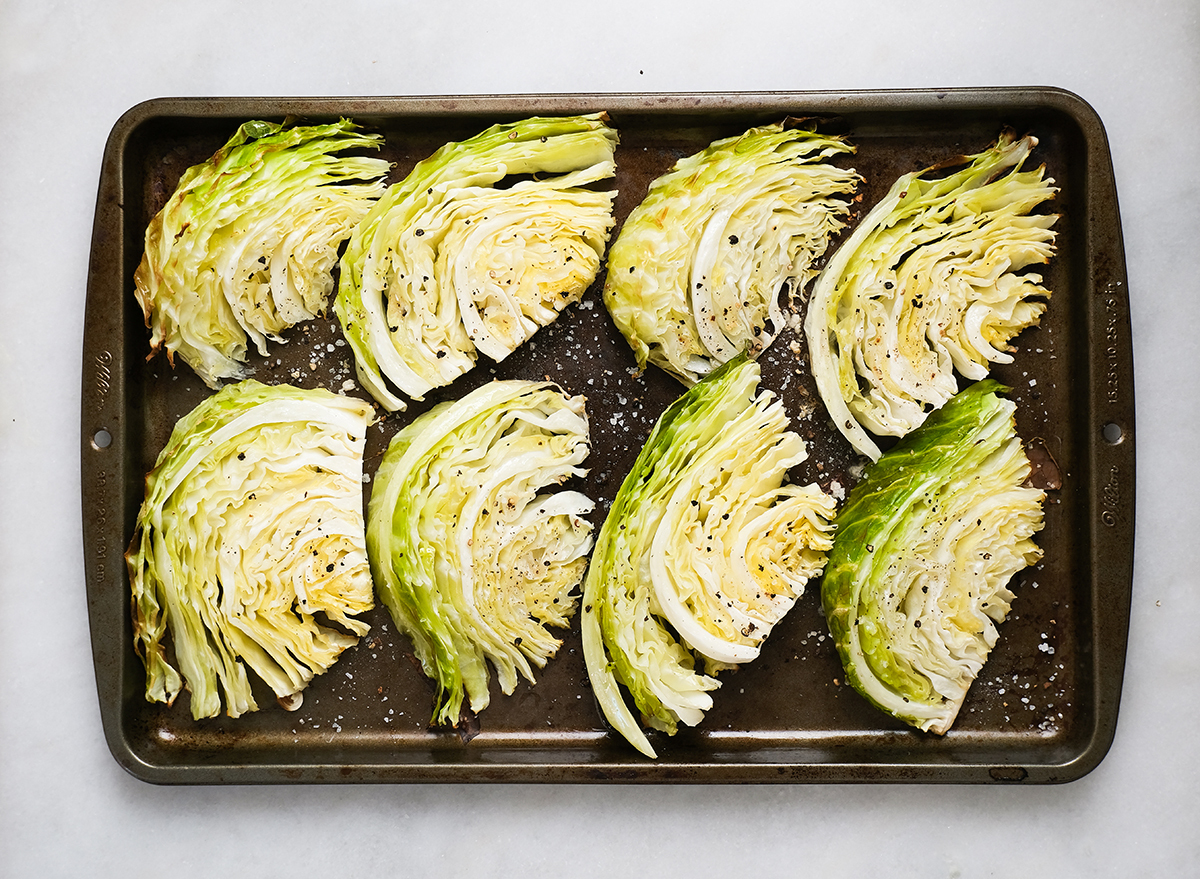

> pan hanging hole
[92,428,112,450]
[1101,422,1124,445]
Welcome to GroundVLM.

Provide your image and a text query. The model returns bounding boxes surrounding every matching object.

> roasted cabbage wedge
[126,380,376,719]
[604,123,859,385]
[336,114,618,411]
[582,355,836,757]
[805,130,1058,460]
[822,380,1045,734]
[368,380,595,726]
[134,119,391,388]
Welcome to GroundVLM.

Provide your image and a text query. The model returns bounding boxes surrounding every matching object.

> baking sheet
[81,88,1134,783]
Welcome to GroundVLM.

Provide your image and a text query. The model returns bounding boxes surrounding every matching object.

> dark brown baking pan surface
[81,88,1134,784]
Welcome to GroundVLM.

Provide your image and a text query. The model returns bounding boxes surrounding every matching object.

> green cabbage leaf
[367,380,594,725]
[336,114,618,411]
[805,130,1058,459]
[582,355,835,757]
[822,380,1045,733]
[134,119,391,387]
[126,380,376,719]
[604,123,859,385]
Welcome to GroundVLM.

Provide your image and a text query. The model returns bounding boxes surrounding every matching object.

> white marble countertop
[2,1,1197,875]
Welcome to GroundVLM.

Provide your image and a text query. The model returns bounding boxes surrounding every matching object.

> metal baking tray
[82,88,1134,784]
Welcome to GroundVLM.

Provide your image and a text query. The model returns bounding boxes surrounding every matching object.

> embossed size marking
[93,469,110,583]
[1102,284,1123,406]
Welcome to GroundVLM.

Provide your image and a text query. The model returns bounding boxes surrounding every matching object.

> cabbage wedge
[582,355,836,757]
[126,380,376,719]
[368,380,595,726]
[603,123,859,385]
[337,114,618,411]
[822,381,1045,734]
[134,119,391,387]
[805,130,1058,459]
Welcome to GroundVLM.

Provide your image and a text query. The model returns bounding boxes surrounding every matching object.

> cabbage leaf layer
[367,380,594,725]
[822,380,1045,734]
[126,380,376,719]
[582,355,835,757]
[135,119,390,387]
[337,114,618,411]
[805,130,1058,460]
[604,123,859,385]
